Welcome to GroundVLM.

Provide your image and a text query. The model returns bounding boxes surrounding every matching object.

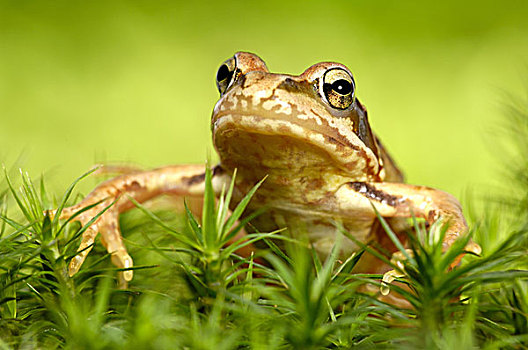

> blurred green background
[1,0,528,207]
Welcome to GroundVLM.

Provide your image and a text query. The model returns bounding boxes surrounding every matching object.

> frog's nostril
[278,78,297,90]
[277,78,306,94]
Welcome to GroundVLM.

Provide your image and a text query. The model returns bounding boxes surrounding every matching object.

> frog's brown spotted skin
[54,52,480,300]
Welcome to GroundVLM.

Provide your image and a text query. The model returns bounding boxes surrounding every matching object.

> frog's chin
[212,112,379,179]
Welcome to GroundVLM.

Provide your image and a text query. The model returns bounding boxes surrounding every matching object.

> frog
[53,52,480,300]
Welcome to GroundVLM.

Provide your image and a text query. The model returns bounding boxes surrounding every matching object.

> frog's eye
[322,68,355,110]
[216,57,237,94]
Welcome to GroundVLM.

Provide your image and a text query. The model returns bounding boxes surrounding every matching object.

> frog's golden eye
[216,57,237,95]
[322,68,355,110]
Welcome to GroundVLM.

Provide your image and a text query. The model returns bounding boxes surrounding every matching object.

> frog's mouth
[212,111,379,180]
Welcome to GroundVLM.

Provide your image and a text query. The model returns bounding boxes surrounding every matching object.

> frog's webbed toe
[49,164,226,286]
[48,205,101,276]
[57,201,134,285]
[335,181,481,299]
[99,211,134,285]
[67,220,98,276]
[336,181,479,253]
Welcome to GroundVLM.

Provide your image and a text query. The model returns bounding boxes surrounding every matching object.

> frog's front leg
[53,164,230,285]
[335,182,481,257]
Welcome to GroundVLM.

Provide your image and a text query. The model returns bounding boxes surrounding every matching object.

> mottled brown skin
[54,52,480,297]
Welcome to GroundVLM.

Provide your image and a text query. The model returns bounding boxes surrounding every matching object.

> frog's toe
[111,251,134,282]
[98,214,134,282]
[446,241,481,269]
[389,249,414,269]
[45,207,68,221]
[45,209,57,220]
[466,241,482,256]
[68,224,98,276]
[380,249,413,295]
[381,269,406,296]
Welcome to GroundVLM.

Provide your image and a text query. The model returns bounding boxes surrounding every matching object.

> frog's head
[211,52,383,182]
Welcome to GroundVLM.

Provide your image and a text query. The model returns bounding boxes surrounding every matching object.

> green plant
[2,98,528,348]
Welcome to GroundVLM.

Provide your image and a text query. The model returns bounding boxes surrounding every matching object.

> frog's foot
[380,249,413,296]
[48,164,226,287]
[53,201,134,286]
[336,182,481,296]
[380,230,482,296]
[444,229,482,267]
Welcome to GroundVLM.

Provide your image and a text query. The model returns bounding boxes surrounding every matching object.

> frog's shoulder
[375,136,404,183]
[354,98,403,183]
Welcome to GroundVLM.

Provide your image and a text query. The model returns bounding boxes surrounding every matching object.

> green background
[1,0,527,206]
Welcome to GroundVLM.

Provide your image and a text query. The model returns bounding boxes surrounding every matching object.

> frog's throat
[212,112,380,180]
